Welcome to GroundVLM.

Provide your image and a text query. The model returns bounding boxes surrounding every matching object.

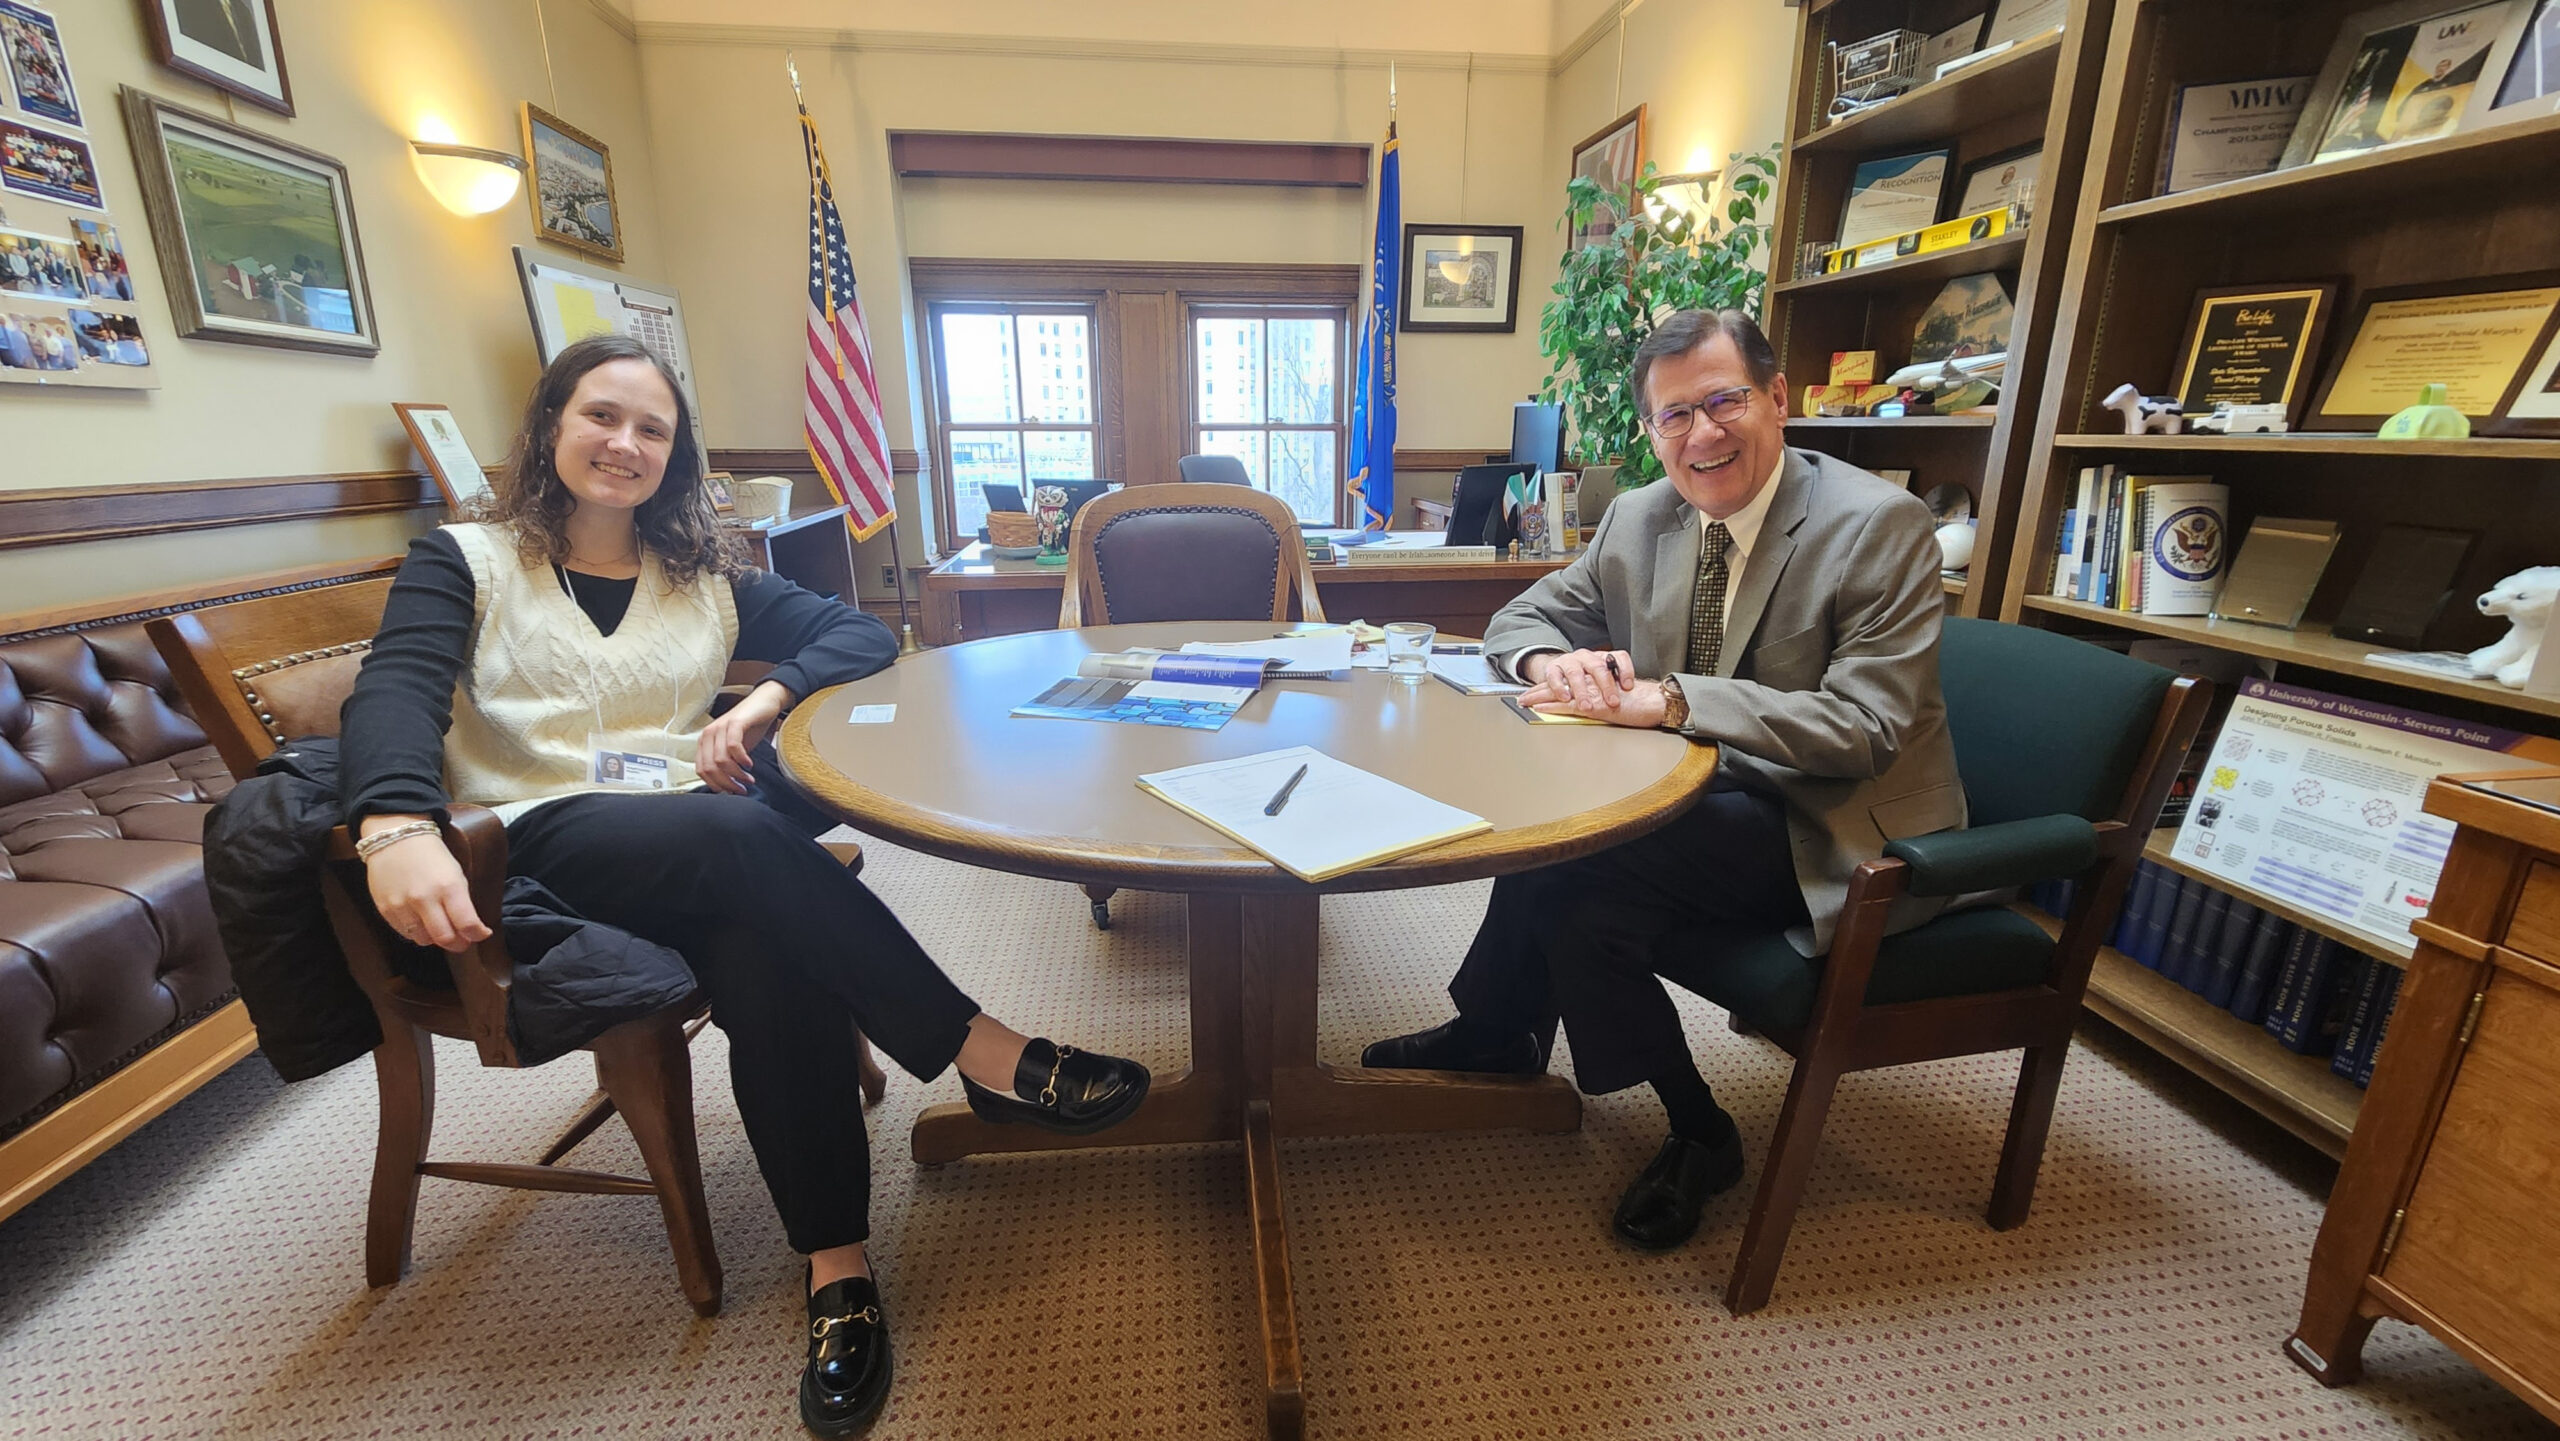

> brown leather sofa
[0,560,392,1221]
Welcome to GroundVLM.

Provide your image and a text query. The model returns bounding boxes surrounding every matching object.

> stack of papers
[1137,745,1491,881]
[1177,628,1356,678]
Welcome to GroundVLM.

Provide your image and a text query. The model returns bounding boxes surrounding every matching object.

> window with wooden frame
[1188,303,1350,527]
[925,300,1102,544]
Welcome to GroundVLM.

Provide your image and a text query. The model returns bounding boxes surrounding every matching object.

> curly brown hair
[473,334,743,587]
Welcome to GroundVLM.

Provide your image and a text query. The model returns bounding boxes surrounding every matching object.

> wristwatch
[1657,675,1690,731]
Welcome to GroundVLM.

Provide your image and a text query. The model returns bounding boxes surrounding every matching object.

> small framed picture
[705,470,738,513]
[1919,16,1990,75]
[1838,147,1950,248]
[140,0,293,117]
[394,403,494,512]
[1399,224,1524,333]
[2282,0,2525,168]
[1568,105,1646,249]
[1954,145,2041,217]
[0,1,81,127]
[2469,0,2560,125]
[122,87,378,355]
[1982,0,2068,48]
[522,103,623,264]
[1,117,103,211]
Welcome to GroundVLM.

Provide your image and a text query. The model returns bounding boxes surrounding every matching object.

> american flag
[800,105,894,539]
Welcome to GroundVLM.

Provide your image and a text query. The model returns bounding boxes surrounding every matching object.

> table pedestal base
[910,890,1581,1438]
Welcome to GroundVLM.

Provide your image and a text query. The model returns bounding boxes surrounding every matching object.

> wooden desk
[920,541,1574,646]
[2289,769,2560,1423]
[727,505,856,603]
[779,623,1716,1440]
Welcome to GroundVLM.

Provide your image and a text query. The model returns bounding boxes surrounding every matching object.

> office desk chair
[1177,453,1252,486]
[149,582,883,1319]
[1665,618,2206,1314]
[1057,482,1326,926]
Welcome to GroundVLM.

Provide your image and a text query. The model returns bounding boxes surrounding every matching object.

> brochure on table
[2172,678,2560,953]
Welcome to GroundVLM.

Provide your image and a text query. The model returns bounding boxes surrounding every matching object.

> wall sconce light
[410,137,526,216]
[1645,170,1723,233]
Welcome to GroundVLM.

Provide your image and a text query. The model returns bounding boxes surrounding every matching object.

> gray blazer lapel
[1715,453,1814,678]
[1642,503,1698,675]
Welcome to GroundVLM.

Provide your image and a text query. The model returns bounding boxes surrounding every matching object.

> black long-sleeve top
[340,528,896,827]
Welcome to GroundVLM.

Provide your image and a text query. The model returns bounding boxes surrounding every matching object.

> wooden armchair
[1662,618,2208,1314]
[150,575,879,1318]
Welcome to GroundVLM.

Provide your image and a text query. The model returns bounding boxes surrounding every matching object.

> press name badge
[591,748,674,790]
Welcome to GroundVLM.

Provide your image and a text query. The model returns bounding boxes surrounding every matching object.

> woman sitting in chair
[342,334,1148,1436]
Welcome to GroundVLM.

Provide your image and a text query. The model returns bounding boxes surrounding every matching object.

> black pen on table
[1263,763,1310,816]
[1604,655,1624,686]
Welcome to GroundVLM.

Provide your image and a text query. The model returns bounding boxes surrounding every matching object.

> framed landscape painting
[121,87,377,355]
[523,103,623,263]
[141,0,293,117]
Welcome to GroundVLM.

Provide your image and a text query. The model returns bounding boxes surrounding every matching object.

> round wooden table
[780,622,1717,1439]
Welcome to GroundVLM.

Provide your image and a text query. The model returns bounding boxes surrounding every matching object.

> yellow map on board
[551,283,616,342]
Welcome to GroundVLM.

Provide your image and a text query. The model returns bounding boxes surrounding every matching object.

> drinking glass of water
[1384,622,1435,684]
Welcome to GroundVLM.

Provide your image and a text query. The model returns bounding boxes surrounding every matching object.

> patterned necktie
[1685,521,1733,676]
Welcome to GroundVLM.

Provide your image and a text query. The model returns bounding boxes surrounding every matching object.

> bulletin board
[512,245,704,455]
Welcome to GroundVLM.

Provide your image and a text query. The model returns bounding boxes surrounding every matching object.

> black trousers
[505,777,980,1253]
[1448,775,1809,1097]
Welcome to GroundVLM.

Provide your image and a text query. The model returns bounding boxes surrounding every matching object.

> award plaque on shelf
[2171,284,2338,424]
[2495,311,2560,436]
[2211,517,2341,629]
[2307,273,2560,429]
[2331,525,2479,648]
[1838,148,1951,248]
[2155,75,2314,193]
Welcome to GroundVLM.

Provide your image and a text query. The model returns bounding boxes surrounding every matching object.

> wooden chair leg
[854,1026,887,1107]
[366,1020,436,1289]
[1083,883,1116,930]
[1724,1058,1843,1316]
[1987,1040,2072,1231]
[593,1018,723,1318]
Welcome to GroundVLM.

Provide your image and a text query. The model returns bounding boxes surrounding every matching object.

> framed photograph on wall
[2468,0,2560,125]
[1,117,104,210]
[0,1,81,127]
[141,0,293,117]
[121,87,379,355]
[2281,0,2524,168]
[522,103,623,264]
[1399,224,1524,333]
[1568,105,1645,249]
[394,402,494,512]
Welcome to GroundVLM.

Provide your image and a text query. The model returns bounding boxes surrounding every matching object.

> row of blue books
[2029,863,2403,1087]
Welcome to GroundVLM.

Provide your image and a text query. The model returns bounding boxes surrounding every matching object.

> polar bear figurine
[2467,567,2560,688]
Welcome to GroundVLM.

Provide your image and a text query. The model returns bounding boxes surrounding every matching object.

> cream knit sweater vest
[442,522,737,822]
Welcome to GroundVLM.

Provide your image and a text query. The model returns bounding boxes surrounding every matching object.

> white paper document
[845,705,896,724]
[1427,652,1527,695]
[1178,628,1357,677]
[1136,745,1490,882]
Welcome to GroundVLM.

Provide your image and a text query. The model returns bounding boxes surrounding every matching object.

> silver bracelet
[355,819,441,860]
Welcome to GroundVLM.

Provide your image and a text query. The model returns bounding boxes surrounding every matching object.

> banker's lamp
[410,121,526,216]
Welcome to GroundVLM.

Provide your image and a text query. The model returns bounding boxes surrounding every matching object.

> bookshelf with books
[1767,0,2120,616]
[1999,0,2560,1153]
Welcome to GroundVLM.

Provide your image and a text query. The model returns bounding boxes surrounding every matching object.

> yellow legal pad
[1136,745,1492,882]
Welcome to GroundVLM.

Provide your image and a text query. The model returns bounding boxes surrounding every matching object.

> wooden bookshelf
[1766,0,2121,620]
[1942,575,1968,596]
[2141,828,2413,965]
[2001,0,2560,1150]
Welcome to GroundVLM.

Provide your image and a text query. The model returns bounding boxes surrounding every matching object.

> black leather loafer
[801,1272,892,1437]
[1611,1129,1747,1252]
[961,1038,1150,1135]
[1360,1018,1545,1074]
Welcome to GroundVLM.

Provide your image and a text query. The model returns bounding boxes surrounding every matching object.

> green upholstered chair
[1671,617,2208,1314]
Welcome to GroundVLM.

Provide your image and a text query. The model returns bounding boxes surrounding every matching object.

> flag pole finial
[1389,62,1397,117]
[787,50,804,106]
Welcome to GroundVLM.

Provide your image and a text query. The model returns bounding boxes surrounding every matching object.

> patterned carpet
[3,830,2551,1439]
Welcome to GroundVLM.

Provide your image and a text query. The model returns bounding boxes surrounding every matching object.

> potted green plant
[1538,148,1778,485]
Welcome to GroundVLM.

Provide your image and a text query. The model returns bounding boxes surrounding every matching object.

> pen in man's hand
[1604,655,1624,686]
[1263,763,1311,816]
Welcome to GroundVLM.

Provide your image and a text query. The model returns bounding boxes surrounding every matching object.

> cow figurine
[2103,382,2184,434]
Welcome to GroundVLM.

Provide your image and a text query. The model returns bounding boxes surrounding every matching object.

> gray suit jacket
[1485,447,1966,954]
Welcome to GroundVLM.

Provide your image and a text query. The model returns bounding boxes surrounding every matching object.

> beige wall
[2,0,666,613]
[628,0,1558,57]
[1547,0,1796,238]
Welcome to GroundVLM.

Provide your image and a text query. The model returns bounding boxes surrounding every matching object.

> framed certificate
[2171,284,2338,425]
[2282,0,2526,168]
[394,402,495,511]
[1983,0,2067,47]
[1837,148,1950,248]
[1955,145,2040,217]
[2305,273,2560,430]
[2155,75,2314,193]
[2467,0,2560,126]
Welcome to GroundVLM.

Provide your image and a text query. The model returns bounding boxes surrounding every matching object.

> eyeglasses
[1647,386,1755,438]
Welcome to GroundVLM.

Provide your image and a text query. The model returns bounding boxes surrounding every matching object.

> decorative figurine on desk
[2102,382,2184,434]
[1936,520,1977,571]
[1033,484,1071,568]
[2189,402,2289,434]
[2379,382,2472,440]
[2467,566,2560,688]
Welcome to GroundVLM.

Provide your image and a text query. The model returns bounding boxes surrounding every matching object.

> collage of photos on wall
[0,0,155,388]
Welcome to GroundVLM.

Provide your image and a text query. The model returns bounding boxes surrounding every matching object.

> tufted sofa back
[0,623,211,809]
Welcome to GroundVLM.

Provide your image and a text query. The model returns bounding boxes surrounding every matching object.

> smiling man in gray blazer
[1365,308,1965,1252]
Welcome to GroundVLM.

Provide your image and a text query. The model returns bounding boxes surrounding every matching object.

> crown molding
[1551,2,1630,74]
[627,22,1553,76]
[582,0,639,42]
